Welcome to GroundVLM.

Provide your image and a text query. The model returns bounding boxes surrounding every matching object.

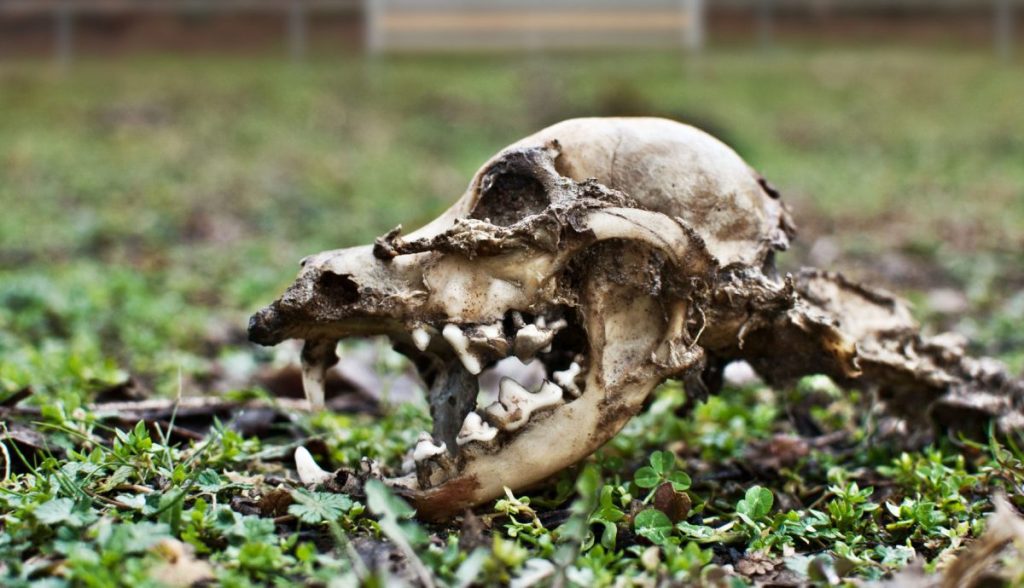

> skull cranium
[249,117,1023,520]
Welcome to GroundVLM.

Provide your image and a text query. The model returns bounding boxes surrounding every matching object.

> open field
[1,47,1023,585]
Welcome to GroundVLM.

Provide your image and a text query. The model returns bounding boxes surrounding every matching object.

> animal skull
[249,117,1023,520]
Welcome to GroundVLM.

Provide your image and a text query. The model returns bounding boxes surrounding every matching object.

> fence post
[289,0,308,61]
[684,0,705,52]
[758,0,775,49]
[994,0,1014,61]
[366,0,384,54]
[55,0,73,69]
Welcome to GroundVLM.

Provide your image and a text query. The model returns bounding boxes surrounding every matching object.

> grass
[1,45,1023,585]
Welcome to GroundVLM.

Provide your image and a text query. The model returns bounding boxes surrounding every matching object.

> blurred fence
[365,0,704,52]
[0,0,1017,62]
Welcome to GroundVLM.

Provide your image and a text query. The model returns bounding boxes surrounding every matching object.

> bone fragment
[484,379,564,431]
[553,362,583,398]
[456,411,499,446]
[412,327,431,351]
[294,446,332,485]
[442,324,482,375]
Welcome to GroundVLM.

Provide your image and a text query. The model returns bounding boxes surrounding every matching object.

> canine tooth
[412,327,431,351]
[300,339,337,409]
[442,324,482,375]
[457,411,499,446]
[413,432,447,462]
[553,362,583,397]
[294,446,332,485]
[300,357,327,409]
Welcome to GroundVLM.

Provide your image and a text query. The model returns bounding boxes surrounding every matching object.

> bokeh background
[1,0,1022,401]
[2,3,1024,585]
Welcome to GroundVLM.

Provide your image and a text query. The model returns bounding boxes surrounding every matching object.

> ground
[1,46,1023,586]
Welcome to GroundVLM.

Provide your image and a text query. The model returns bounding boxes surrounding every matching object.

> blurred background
[0,0,1021,403]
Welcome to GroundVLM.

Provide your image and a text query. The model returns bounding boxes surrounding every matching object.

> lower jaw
[405,376,657,520]
[298,309,611,513]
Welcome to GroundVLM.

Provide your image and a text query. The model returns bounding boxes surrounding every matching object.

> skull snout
[247,302,287,346]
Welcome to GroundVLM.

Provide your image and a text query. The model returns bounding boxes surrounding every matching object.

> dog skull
[249,117,1023,520]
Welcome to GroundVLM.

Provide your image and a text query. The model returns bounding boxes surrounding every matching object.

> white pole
[994,0,1014,61]
[56,0,73,70]
[289,0,308,61]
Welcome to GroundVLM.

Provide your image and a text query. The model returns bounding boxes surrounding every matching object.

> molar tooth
[412,327,432,351]
[294,446,332,485]
[443,324,482,374]
[478,321,503,340]
[413,432,448,462]
[553,362,583,398]
[513,324,555,361]
[456,411,499,446]
[484,378,564,431]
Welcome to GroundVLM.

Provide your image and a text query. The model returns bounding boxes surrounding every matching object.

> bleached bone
[294,446,332,485]
[249,117,1024,520]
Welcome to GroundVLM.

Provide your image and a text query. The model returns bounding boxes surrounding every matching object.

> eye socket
[317,272,360,304]
[470,172,549,227]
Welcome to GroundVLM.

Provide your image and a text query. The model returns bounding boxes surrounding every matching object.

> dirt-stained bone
[248,117,1023,520]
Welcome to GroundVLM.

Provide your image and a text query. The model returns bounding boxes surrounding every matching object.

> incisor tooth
[442,324,482,374]
[295,446,333,485]
[413,432,447,462]
[412,327,431,351]
[457,411,499,446]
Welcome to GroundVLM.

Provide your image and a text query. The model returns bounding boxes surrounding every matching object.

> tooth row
[413,432,448,462]
[457,411,499,446]
[484,378,564,431]
[553,362,583,398]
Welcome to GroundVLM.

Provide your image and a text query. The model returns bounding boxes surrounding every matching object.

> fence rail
[0,0,1015,63]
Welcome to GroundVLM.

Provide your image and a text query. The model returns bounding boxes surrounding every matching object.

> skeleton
[248,117,1024,520]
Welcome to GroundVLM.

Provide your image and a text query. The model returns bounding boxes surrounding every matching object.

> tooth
[294,446,332,485]
[300,339,338,409]
[442,324,482,374]
[413,432,448,462]
[301,357,327,409]
[456,411,499,446]
[484,378,564,431]
[513,324,555,361]
[553,362,583,398]
[412,327,431,351]
[478,321,503,340]
[511,311,526,329]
